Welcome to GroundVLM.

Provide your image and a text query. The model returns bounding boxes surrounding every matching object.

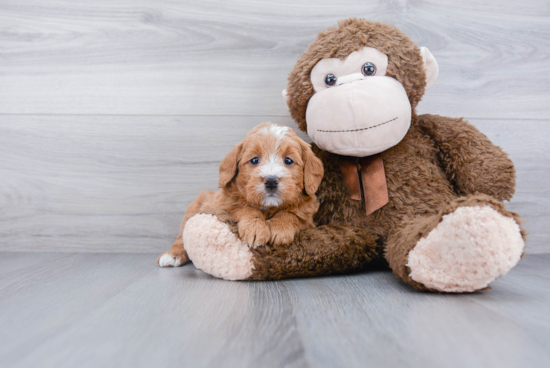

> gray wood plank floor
[0,252,549,368]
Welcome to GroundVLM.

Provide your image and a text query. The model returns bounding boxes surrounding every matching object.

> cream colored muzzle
[306,76,412,157]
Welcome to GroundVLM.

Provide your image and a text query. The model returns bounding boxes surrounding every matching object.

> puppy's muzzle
[264,176,279,191]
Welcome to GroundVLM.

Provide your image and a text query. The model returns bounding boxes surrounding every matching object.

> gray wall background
[1,0,549,253]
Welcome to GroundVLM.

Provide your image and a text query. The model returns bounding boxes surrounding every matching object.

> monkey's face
[284,19,439,158]
[306,46,412,157]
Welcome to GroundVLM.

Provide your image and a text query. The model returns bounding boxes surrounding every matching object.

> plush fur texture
[176,19,525,293]
[242,118,525,286]
[287,19,427,132]
[183,214,254,280]
[158,123,323,267]
[407,205,524,292]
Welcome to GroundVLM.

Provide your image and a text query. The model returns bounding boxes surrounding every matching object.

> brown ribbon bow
[338,154,389,215]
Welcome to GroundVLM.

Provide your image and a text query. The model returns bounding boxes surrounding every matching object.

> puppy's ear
[219,141,243,188]
[300,141,324,196]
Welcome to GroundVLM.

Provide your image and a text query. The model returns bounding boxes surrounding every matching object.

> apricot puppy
[157,123,324,267]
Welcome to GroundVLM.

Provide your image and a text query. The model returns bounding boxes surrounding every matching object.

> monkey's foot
[407,206,524,292]
[183,214,254,280]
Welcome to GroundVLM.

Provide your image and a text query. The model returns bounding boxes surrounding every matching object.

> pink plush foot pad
[407,206,524,292]
[183,214,254,280]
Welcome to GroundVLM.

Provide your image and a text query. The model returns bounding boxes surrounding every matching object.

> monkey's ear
[282,89,289,107]
[420,47,439,90]
[219,141,243,188]
[300,141,324,196]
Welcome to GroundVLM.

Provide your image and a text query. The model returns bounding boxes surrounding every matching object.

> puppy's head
[219,123,324,208]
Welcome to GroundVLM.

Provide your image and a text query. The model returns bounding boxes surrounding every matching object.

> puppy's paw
[270,231,297,247]
[268,219,299,246]
[157,251,189,267]
[238,219,271,248]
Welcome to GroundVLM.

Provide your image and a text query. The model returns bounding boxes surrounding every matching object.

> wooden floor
[0,252,549,368]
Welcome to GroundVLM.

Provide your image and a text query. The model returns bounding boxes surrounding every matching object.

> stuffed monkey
[175,19,525,293]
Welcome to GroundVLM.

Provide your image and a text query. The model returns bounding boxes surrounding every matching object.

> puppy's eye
[361,62,376,76]
[250,157,259,165]
[284,158,294,165]
[325,74,337,87]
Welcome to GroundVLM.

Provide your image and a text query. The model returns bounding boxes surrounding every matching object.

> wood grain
[0,0,549,253]
[1,252,549,368]
[284,262,550,368]
[0,0,549,118]
[0,115,548,253]
[0,115,302,253]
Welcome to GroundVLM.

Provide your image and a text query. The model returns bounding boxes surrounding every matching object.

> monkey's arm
[417,114,516,201]
[248,224,380,280]
[182,210,381,281]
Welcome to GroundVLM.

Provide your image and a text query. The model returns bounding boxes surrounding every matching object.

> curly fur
[243,19,525,291]
[174,19,525,293]
[248,115,523,283]
[287,18,427,132]
[158,123,323,266]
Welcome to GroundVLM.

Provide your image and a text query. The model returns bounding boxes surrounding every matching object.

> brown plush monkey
[176,19,525,293]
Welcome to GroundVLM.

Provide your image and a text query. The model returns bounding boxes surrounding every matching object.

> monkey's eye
[361,62,376,76]
[284,157,294,165]
[325,74,337,87]
[250,157,259,165]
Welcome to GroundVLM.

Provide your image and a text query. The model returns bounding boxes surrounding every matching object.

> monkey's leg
[157,190,215,267]
[183,213,382,280]
[385,194,525,292]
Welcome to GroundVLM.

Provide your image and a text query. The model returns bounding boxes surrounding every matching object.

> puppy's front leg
[234,208,271,248]
[267,211,303,246]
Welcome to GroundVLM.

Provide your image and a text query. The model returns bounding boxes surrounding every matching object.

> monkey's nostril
[264,176,279,189]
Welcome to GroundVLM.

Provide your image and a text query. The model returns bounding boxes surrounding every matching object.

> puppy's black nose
[264,176,279,189]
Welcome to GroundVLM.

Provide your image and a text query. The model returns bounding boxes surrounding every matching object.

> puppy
[158,122,324,267]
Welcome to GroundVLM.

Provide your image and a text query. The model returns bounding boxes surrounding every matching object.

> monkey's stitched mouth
[316,117,398,133]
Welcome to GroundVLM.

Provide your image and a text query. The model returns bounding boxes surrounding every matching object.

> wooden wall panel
[0,0,549,118]
[0,0,548,253]
[0,116,547,253]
